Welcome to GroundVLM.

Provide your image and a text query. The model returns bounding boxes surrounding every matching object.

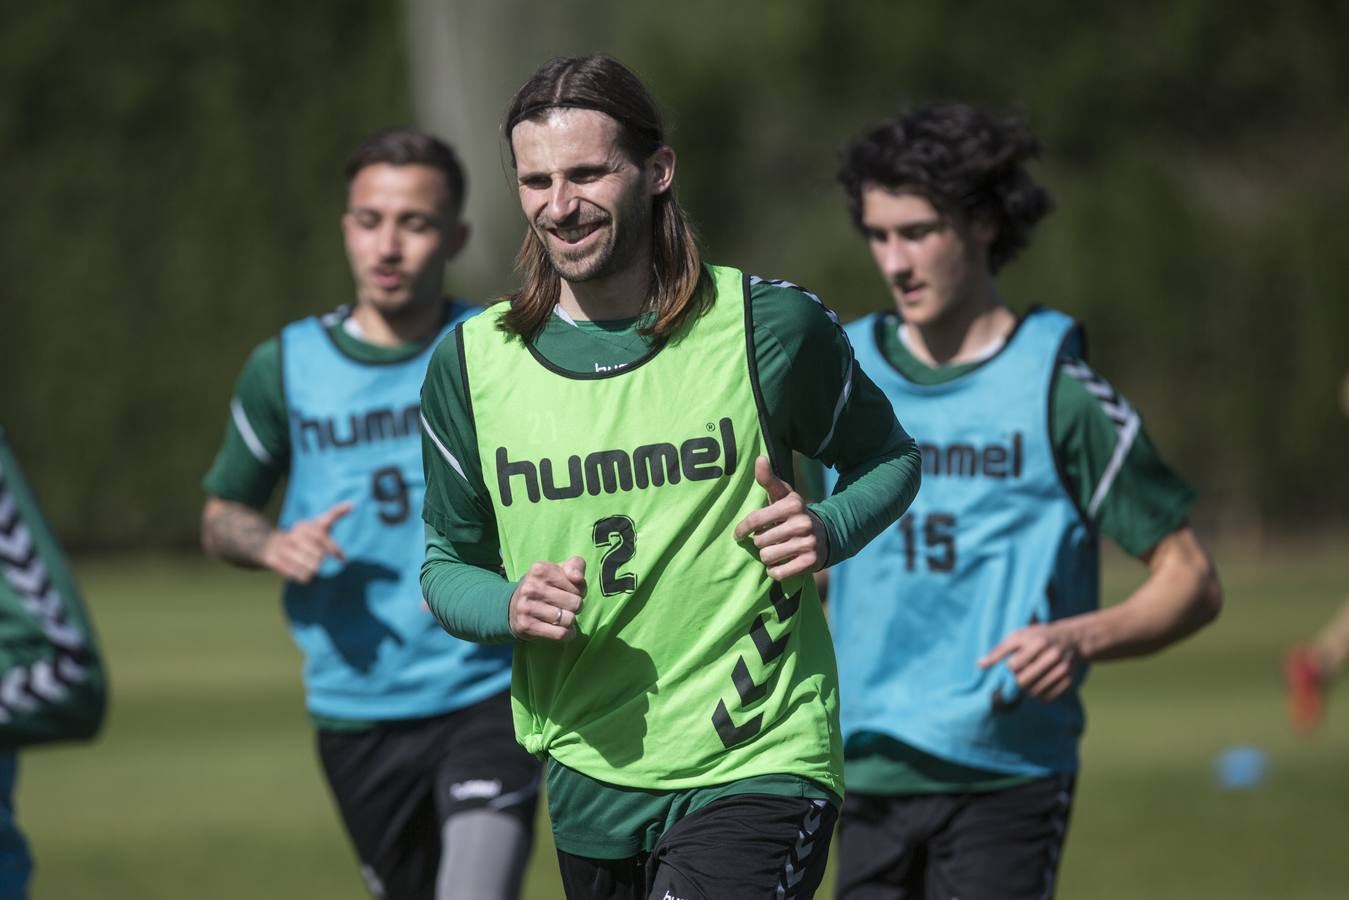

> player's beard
[537,193,652,285]
[540,218,618,283]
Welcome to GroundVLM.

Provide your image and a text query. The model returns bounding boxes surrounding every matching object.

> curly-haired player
[821,102,1224,899]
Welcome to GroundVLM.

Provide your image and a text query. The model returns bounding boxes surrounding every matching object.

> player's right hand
[977,622,1080,702]
[260,501,354,584]
[509,556,586,641]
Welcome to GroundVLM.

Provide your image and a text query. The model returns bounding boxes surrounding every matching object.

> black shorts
[317,690,540,900]
[557,792,837,900]
[835,775,1075,900]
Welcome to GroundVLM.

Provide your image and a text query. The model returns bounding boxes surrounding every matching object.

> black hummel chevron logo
[750,614,789,663]
[712,699,763,748]
[730,656,768,705]
[711,582,808,749]
[769,581,801,620]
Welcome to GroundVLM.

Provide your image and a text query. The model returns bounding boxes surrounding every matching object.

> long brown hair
[501,55,710,340]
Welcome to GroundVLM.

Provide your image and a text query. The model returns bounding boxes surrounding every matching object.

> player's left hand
[734,456,830,581]
[978,623,1080,702]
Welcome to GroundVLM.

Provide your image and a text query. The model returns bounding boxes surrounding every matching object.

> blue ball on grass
[1212,745,1269,790]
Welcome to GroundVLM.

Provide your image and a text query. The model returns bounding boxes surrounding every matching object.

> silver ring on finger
[553,607,564,626]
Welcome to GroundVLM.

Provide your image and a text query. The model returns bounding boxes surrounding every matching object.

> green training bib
[460,265,841,794]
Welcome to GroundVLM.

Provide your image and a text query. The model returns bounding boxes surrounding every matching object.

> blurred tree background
[2,0,1346,549]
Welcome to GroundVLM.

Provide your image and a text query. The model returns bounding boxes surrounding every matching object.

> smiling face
[341,162,467,320]
[511,108,673,288]
[860,185,995,328]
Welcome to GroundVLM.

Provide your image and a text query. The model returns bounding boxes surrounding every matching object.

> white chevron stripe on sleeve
[57,656,87,682]
[1060,360,1142,519]
[231,397,275,466]
[3,556,45,596]
[748,275,840,324]
[0,472,93,724]
[1,670,38,713]
[28,586,63,624]
[41,620,88,653]
[0,523,31,561]
[420,413,468,483]
[813,345,854,458]
[29,660,69,703]
[1087,407,1140,519]
[748,274,853,457]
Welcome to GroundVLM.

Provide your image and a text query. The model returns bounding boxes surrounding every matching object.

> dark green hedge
[3,0,1345,548]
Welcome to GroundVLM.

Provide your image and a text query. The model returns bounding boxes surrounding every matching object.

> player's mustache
[535,211,610,230]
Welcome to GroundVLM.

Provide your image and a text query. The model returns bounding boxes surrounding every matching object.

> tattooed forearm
[201,498,274,568]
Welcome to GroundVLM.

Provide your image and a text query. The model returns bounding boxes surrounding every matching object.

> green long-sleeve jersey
[0,428,107,751]
[419,273,923,857]
[419,277,924,642]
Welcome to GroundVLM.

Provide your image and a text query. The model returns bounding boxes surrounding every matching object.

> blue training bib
[279,305,512,721]
[826,308,1097,775]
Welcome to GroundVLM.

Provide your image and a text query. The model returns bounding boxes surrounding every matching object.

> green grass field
[17,545,1349,898]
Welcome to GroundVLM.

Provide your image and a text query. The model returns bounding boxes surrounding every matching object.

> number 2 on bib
[592,515,637,596]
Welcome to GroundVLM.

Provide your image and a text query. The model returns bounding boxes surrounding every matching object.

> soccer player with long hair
[419,55,922,900]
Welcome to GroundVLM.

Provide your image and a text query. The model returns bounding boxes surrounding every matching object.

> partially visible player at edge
[200,129,537,900]
[0,428,108,900]
[1282,371,1349,734]
[820,103,1223,900]
[419,55,922,900]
